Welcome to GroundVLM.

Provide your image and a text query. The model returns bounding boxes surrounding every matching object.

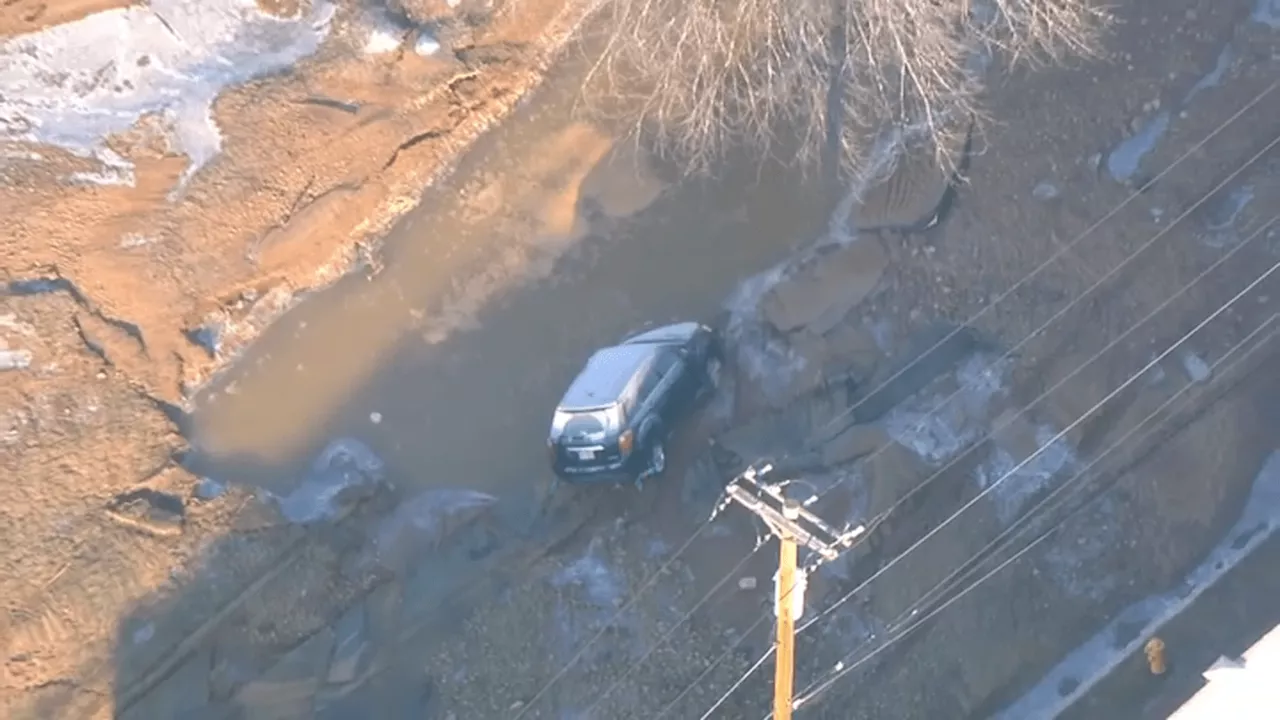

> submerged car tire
[648,439,667,477]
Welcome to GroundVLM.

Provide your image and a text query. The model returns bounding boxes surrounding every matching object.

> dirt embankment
[3,0,592,403]
[3,0,595,715]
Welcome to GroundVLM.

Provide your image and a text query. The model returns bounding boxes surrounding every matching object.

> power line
[797,217,1280,639]
[660,197,1280,716]
[709,228,1280,719]
[696,213,1280,717]
[642,134,1280,717]
[512,83,1278,719]
[788,313,1280,714]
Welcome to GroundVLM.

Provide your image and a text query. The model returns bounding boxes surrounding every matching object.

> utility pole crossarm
[718,464,867,720]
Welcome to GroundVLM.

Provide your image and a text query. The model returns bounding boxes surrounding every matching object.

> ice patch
[0,0,336,194]
[67,146,135,186]
[1180,351,1213,383]
[997,450,1280,719]
[1200,185,1255,249]
[883,353,1012,465]
[414,33,442,57]
[364,27,405,54]
[360,6,408,55]
[974,424,1080,524]
[1254,0,1280,28]
[0,349,33,371]
[867,317,895,354]
[364,487,497,574]
[273,437,386,523]
[1106,112,1170,183]
[552,537,625,608]
[1185,45,1236,103]
[723,265,809,401]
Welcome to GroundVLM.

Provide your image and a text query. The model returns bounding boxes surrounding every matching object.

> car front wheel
[648,439,667,477]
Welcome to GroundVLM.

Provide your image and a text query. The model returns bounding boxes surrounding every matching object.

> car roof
[559,342,660,410]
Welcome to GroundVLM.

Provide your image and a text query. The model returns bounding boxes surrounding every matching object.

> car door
[648,346,691,427]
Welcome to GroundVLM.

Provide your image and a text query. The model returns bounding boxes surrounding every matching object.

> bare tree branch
[583,0,1110,180]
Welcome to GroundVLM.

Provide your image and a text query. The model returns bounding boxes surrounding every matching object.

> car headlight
[618,429,634,455]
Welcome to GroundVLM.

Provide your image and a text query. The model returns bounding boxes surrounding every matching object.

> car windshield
[550,404,622,444]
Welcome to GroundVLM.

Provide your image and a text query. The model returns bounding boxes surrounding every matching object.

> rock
[822,320,885,381]
[760,239,888,335]
[780,329,831,400]
[861,435,931,519]
[361,488,497,577]
[820,424,890,467]
[194,477,227,501]
[276,438,388,524]
[234,493,289,532]
[104,489,185,537]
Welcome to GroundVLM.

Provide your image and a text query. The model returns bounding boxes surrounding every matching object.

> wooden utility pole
[721,464,865,719]
[774,528,798,720]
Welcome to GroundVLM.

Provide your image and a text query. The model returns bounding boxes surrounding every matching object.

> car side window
[635,365,662,408]
[642,350,683,406]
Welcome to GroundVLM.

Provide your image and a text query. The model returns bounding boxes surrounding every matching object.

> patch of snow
[975,423,1080,524]
[361,9,407,56]
[546,533,651,710]
[1032,181,1060,200]
[1185,45,1236,103]
[0,147,42,161]
[551,537,625,608]
[66,146,134,186]
[724,265,809,400]
[414,32,442,57]
[132,622,156,645]
[0,349,33,371]
[1200,185,1255,249]
[364,27,405,54]
[273,437,386,523]
[119,232,159,248]
[996,450,1280,719]
[0,0,336,195]
[194,477,226,500]
[363,487,496,574]
[867,317,895,354]
[1181,351,1212,384]
[1254,0,1280,28]
[1107,112,1170,183]
[883,353,1012,465]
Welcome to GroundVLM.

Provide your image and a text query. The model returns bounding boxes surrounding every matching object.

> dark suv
[548,322,722,485]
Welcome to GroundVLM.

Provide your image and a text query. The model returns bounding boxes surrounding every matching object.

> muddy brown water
[186,46,831,530]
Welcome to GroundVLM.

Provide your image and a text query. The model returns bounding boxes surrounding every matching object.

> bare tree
[584,0,1109,183]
